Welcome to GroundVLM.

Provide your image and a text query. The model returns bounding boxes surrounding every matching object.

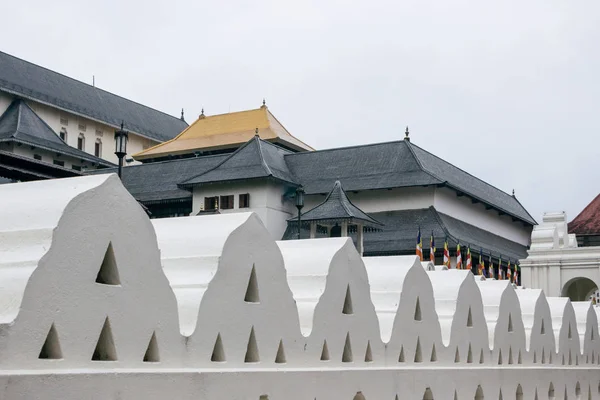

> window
[33,154,42,161]
[220,195,234,210]
[239,193,250,208]
[95,139,102,157]
[60,116,68,126]
[204,196,218,210]
[77,134,85,151]
[53,160,65,167]
[60,128,67,142]
[72,165,81,171]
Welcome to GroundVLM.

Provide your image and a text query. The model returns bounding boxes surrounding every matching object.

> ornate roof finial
[404,126,410,141]
[180,108,185,121]
[199,108,205,119]
[261,98,267,109]
[512,189,515,197]
[255,127,259,136]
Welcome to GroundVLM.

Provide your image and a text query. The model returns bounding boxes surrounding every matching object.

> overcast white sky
[2,0,599,222]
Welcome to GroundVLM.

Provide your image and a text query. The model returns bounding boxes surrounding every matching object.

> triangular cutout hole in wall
[467,307,473,327]
[38,323,63,360]
[517,350,522,364]
[414,338,422,363]
[568,323,572,339]
[467,343,473,363]
[508,313,513,332]
[211,333,226,362]
[414,297,422,321]
[320,340,330,361]
[533,351,537,363]
[95,243,120,285]
[508,347,513,364]
[479,348,484,364]
[92,317,117,361]
[244,326,260,363]
[541,348,546,364]
[364,340,373,362]
[342,332,353,362]
[244,265,260,303]
[430,344,437,362]
[541,319,545,334]
[342,284,353,315]
[275,339,286,364]
[398,346,405,362]
[143,331,160,362]
[454,346,460,363]
[497,348,503,365]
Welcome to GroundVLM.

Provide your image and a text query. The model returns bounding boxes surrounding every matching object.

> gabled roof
[87,154,229,203]
[0,51,188,142]
[133,105,313,160]
[568,194,600,235]
[0,99,113,167]
[294,180,381,226]
[180,136,297,187]
[284,139,536,225]
[283,206,527,260]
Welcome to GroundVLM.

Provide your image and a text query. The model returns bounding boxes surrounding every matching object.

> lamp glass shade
[114,130,128,154]
[295,187,305,208]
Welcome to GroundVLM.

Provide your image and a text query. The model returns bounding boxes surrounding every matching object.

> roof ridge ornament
[199,108,205,120]
[180,108,185,121]
[404,126,410,142]
[261,99,267,109]
[255,127,259,137]
[512,189,515,197]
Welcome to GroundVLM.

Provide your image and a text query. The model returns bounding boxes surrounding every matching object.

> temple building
[568,193,600,247]
[0,51,188,180]
[92,104,536,263]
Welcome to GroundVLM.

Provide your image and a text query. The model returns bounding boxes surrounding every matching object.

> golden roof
[133,104,313,160]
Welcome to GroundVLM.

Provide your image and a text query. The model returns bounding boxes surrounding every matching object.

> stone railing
[0,175,598,399]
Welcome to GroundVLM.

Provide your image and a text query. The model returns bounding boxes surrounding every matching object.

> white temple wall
[433,186,532,245]
[0,175,597,399]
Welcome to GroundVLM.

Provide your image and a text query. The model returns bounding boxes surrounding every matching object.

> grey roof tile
[180,136,297,186]
[0,99,113,166]
[0,51,188,142]
[294,180,381,226]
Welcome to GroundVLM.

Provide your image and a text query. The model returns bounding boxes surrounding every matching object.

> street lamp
[295,186,305,240]
[114,122,129,179]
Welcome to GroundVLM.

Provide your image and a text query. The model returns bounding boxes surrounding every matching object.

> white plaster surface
[0,175,597,399]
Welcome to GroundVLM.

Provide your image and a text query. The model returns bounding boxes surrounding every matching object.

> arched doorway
[423,387,434,400]
[353,392,366,400]
[561,277,598,301]
[475,385,484,400]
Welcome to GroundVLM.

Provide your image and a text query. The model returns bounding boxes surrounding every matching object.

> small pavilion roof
[569,193,600,235]
[293,180,381,227]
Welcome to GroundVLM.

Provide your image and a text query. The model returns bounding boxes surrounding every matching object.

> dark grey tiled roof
[282,207,527,260]
[0,51,188,142]
[180,136,297,187]
[88,154,228,203]
[294,180,381,226]
[284,139,535,225]
[0,99,113,167]
[407,142,536,225]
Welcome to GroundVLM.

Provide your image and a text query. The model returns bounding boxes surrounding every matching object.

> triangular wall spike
[38,323,63,359]
[244,265,260,303]
[430,343,437,362]
[454,346,460,363]
[211,333,226,362]
[275,339,286,364]
[320,340,330,361]
[508,313,513,332]
[342,284,353,315]
[244,326,260,363]
[95,243,121,285]
[467,343,473,363]
[466,306,473,327]
[92,317,117,361]
[398,346,405,362]
[143,331,160,362]
[414,337,422,363]
[414,297,422,321]
[364,341,373,362]
[342,332,353,362]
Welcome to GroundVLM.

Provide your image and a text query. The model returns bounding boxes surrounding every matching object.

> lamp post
[114,122,129,179]
[295,186,305,240]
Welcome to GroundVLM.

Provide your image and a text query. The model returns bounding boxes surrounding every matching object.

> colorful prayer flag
[430,231,435,263]
[456,243,462,270]
[416,227,423,261]
[466,246,472,271]
[488,254,494,279]
[443,239,450,268]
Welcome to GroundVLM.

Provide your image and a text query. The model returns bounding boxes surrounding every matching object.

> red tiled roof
[568,194,600,235]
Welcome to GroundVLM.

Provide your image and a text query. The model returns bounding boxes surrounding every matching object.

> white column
[357,224,364,256]
[341,220,348,237]
[310,221,317,239]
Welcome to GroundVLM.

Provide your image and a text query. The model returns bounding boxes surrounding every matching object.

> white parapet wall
[0,175,598,400]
